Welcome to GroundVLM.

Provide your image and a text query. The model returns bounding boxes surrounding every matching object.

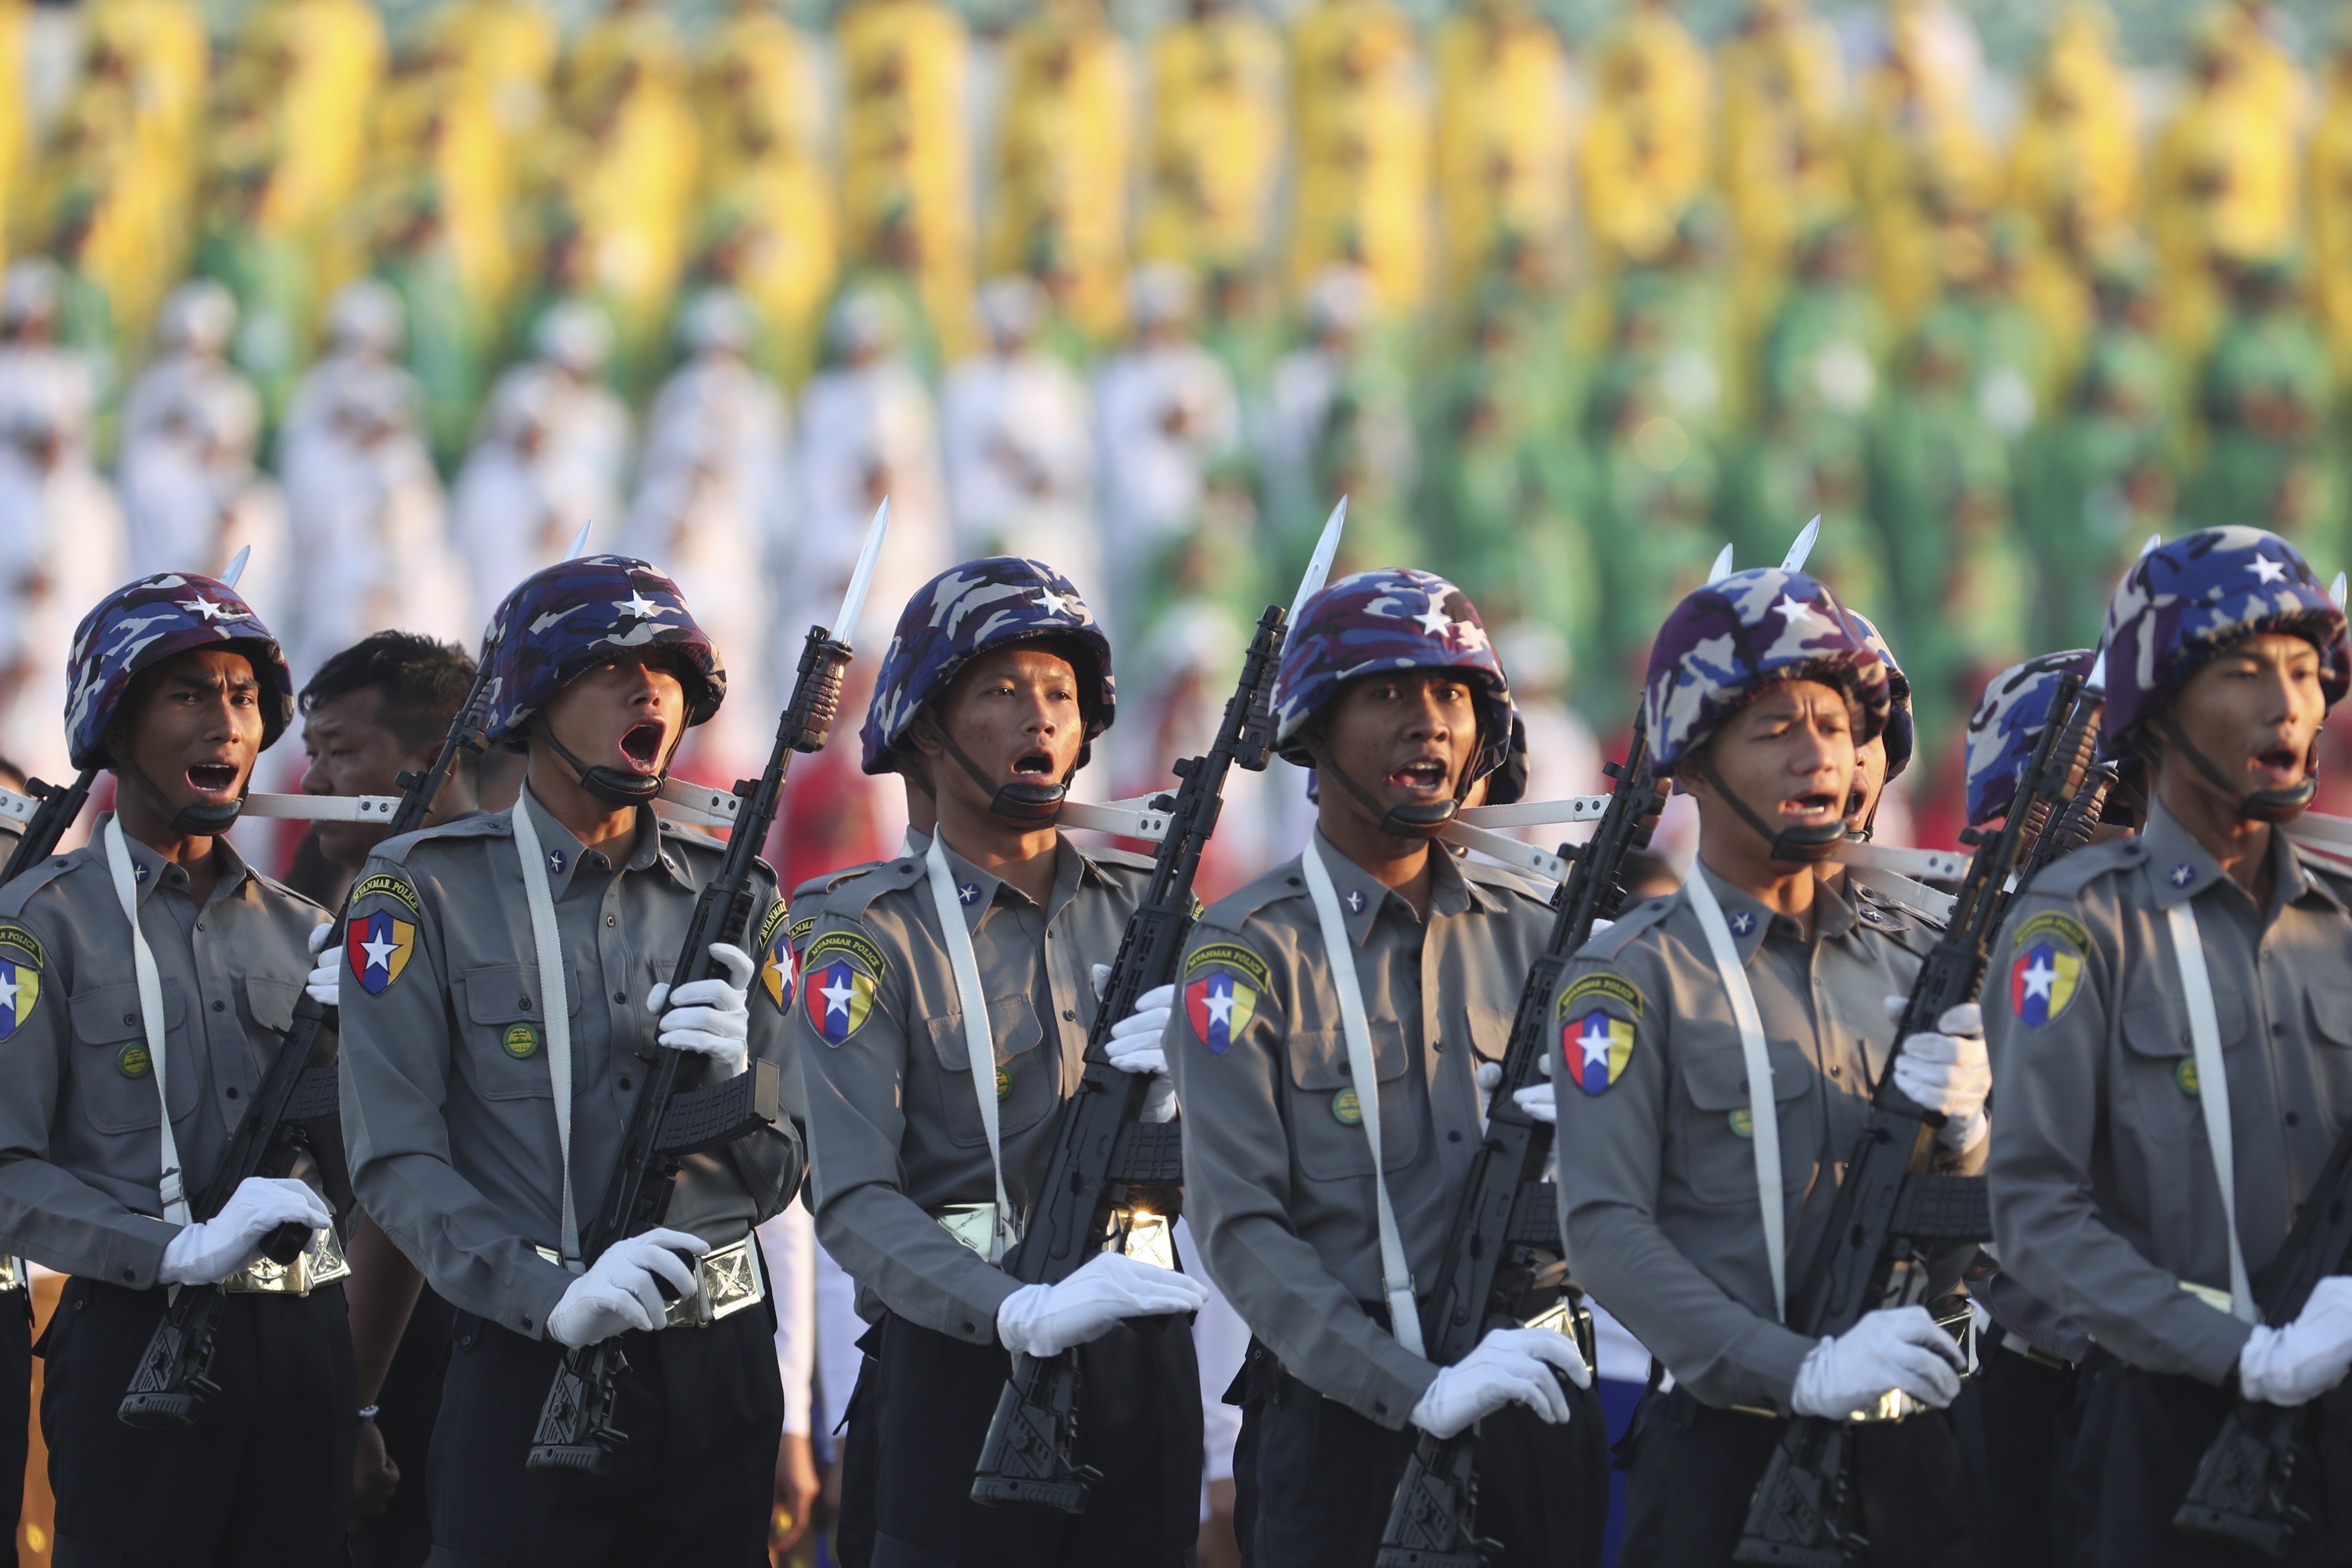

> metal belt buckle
[662,1236,765,1330]
[1109,1207,1177,1272]
[1522,1295,1598,1372]
[223,1224,353,1296]
[1849,1298,1979,1423]
[0,1256,21,1294]
[933,1203,1007,1259]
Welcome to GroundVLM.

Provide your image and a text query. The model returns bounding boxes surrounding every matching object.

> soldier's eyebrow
[169,669,256,694]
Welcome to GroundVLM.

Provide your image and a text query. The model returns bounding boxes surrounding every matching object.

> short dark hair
[300,632,478,773]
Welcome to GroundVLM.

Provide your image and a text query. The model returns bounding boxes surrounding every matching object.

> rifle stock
[1376,719,1666,1567]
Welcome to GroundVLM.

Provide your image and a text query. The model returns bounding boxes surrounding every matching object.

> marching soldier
[1988,526,2352,1559]
[0,574,350,1563]
[1165,568,1606,1566]
[1552,568,1992,1565]
[336,556,803,1565]
[793,558,1208,1566]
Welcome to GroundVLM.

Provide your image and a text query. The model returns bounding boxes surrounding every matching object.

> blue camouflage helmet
[1841,608,1913,779]
[64,573,295,770]
[2101,526,2350,745]
[480,555,725,744]
[1270,568,1515,778]
[1644,568,1889,770]
[1963,649,2096,827]
[860,558,1114,775]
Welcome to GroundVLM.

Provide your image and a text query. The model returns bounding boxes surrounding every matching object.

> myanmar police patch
[0,923,42,1041]
[756,901,796,1013]
[2009,911,2089,1027]
[1183,942,1272,1056]
[347,910,417,995]
[1558,974,1642,1095]
[803,930,884,1046]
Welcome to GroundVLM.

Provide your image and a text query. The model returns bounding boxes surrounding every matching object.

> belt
[0,1256,21,1294]
[223,1224,354,1296]
[931,1203,1178,1272]
[534,1236,766,1329]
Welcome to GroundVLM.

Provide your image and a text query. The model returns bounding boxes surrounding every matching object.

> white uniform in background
[756,1200,820,1462]
[812,1238,867,1460]
[942,276,1098,592]
[623,292,791,779]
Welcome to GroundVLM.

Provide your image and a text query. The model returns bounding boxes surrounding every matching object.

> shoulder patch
[0,921,43,1040]
[1182,939,1274,1057]
[346,907,420,995]
[1183,939,1273,992]
[801,927,885,1046]
[756,899,797,1012]
[1557,972,1640,1095]
[351,871,422,920]
[2007,910,2090,1027]
[0,921,47,973]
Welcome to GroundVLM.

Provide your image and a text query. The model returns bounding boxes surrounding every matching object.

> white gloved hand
[996,1249,1211,1357]
[646,944,755,1076]
[2238,1276,2352,1405]
[1410,1326,1593,1439]
[159,1176,333,1286]
[1097,969,1177,1122]
[1886,997,1990,1154]
[305,920,339,1008]
[1790,1306,1966,1419]
[546,1227,710,1348]
[1512,1084,1558,1124]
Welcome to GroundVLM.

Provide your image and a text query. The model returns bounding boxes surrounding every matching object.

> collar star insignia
[958,882,980,905]
[2249,555,2289,584]
[1771,594,1818,628]
[1729,909,1756,935]
[2170,863,2195,888]
[1345,889,1365,914]
[1414,603,1453,638]
[176,595,226,622]
[1860,905,1884,923]
[548,849,567,875]
[134,862,149,883]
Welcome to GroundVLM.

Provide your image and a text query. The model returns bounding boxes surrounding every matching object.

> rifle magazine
[1889,1175,1991,1243]
[654,1059,781,1156]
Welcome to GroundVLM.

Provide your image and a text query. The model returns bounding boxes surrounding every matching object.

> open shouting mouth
[617,722,666,773]
[1778,789,1844,826]
[1010,749,1056,781]
[185,762,239,796]
[1390,756,1450,799]
[2250,744,2307,790]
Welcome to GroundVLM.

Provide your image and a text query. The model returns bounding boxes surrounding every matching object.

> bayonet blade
[220,545,251,589]
[566,520,593,560]
[1294,497,1347,612]
[1781,515,1820,573]
[2333,574,2346,613]
[2140,533,2163,558]
[831,498,890,642]
[1705,543,1734,585]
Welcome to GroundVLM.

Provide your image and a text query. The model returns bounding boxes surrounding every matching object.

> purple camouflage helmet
[1270,568,1516,780]
[64,573,295,771]
[2101,526,2349,746]
[1644,568,1888,770]
[1842,608,1913,779]
[1963,649,2096,827]
[860,558,1114,776]
[480,555,725,745]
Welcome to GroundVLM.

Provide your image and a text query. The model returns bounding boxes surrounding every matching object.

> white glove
[2238,1276,2352,1406]
[546,1227,709,1348]
[1790,1306,1966,1419]
[1095,967,1177,1122]
[159,1176,333,1286]
[647,944,755,1076]
[995,1249,1210,1357]
[1409,1326,1593,1439]
[305,921,339,1008]
[1886,998,1990,1154]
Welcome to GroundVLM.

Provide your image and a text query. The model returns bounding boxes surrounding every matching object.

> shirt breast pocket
[923,995,1054,1146]
[69,979,197,1135]
[460,962,584,1101]
[244,975,300,1041]
[2120,990,2242,1148]
[1674,1045,1819,1205]
[1285,1024,1420,1182]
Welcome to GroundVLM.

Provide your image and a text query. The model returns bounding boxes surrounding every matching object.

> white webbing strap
[510,798,583,1272]
[2165,900,2257,1323]
[1683,866,1787,1321]
[925,834,1014,1264]
[101,818,192,1230]
[1300,838,1426,1358]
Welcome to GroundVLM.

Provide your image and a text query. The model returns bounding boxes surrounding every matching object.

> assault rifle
[969,502,1348,1512]
[0,768,98,886]
[1375,717,1668,1568]
[1734,666,2104,1566]
[526,501,887,1475]
[117,642,497,1427]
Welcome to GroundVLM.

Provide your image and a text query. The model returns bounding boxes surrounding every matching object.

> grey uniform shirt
[0,817,325,1287]
[793,834,1150,1344]
[338,789,801,1340]
[1551,864,1981,1411]
[1163,837,1553,1429]
[1987,802,2352,1385]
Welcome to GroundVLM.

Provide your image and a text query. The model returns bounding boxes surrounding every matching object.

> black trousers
[423,1304,781,1568]
[0,1285,28,1568]
[1616,1384,1978,1568]
[351,1284,457,1568]
[856,1311,1201,1568]
[2069,1362,2352,1567]
[1235,1351,1609,1568]
[38,1278,356,1568]
[1976,1338,2087,1568]
[832,1323,885,1568]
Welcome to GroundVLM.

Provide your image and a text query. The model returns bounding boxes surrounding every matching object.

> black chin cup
[540,726,667,806]
[2153,713,2318,825]
[917,716,1074,824]
[1696,756,1847,864]
[118,761,244,835]
[1319,758,1460,839]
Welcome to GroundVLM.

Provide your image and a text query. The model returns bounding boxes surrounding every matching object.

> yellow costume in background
[1433,0,1573,300]
[985,0,1133,343]
[2005,4,2138,380]
[838,0,974,354]
[1136,0,1285,281]
[1288,0,1430,313]
[1852,0,1999,324]
[227,0,386,251]
[2312,20,2352,377]
[0,0,29,265]
[1717,0,1849,301]
[424,0,559,142]
[1579,0,1712,273]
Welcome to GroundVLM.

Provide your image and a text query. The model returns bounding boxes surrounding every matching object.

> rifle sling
[1683,863,1787,1322]
[512,796,584,1272]
[101,818,193,1234]
[2165,899,2257,1323]
[925,833,1014,1265]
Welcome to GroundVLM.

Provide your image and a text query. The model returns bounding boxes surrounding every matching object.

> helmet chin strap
[1312,748,1468,840]
[113,759,244,836]
[2151,711,2319,823]
[1694,754,1848,864]
[915,715,1077,824]
[537,720,682,808]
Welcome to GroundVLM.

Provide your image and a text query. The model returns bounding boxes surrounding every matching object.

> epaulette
[2293,847,2352,901]
[2016,834,2143,901]
[1460,858,1552,908]
[790,860,883,905]
[1571,892,1675,962]
[1079,844,1158,878]
[245,867,327,916]
[825,855,928,920]
[371,810,511,867]
[0,848,79,918]
[1196,858,1313,933]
